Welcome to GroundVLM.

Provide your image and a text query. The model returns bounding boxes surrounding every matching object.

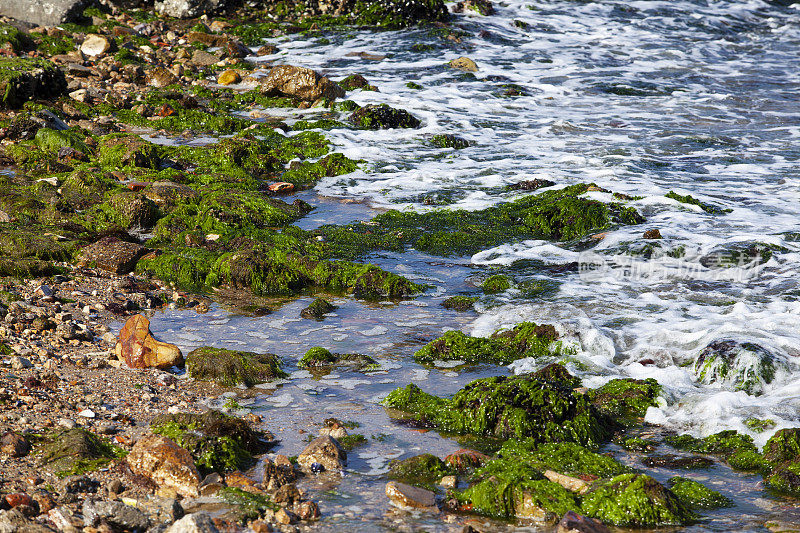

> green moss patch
[666,191,731,215]
[298,346,377,370]
[441,295,478,311]
[668,477,733,510]
[0,58,65,108]
[588,378,661,424]
[37,428,123,478]
[389,453,451,488]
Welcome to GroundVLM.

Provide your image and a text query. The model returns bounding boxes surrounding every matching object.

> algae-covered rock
[413,322,560,365]
[762,428,800,496]
[37,428,120,477]
[0,58,66,108]
[300,297,336,319]
[666,430,758,457]
[482,274,511,294]
[99,134,161,169]
[150,410,272,474]
[667,477,733,510]
[348,104,421,129]
[580,474,696,527]
[298,346,376,370]
[693,339,784,396]
[430,134,471,149]
[388,454,451,488]
[383,373,612,445]
[186,347,287,387]
[588,378,661,424]
[441,295,478,311]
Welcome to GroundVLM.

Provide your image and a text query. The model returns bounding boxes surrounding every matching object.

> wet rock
[79,236,147,275]
[0,58,67,108]
[641,454,714,470]
[126,435,201,498]
[263,457,299,490]
[37,428,117,476]
[1,431,30,457]
[165,512,219,533]
[667,477,733,510]
[449,57,478,72]
[389,454,450,487]
[115,314,184,370]
[694,339,785,396]
[544,470,590,494]
[430,133,471,149]
[300,297,336,319]
[156,0,226,19]
[348,103,420,129]
[217,69,241,85]
[80,34,113,58]
[298,346,376,370]
[557,510,610,533]
[0,508,51,532]
[144,181,200,208]
[0,0,89,28]
[83,499,151,530]
[454,0,494,15]
[643,229,662,239]
[588,378,661,425]
[385,481,437,510]
[298,436,347,472]
[147,67,179,88]
[261,65,345,101]
[100,134,161,169]
[186,347,286,387]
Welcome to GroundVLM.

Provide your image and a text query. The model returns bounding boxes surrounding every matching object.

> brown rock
[385,481,437,510]
[5,493,34,509]
[544,470,589,494]
[217,70,241,86]
[294,500,320,521]
[115,314,184,370]
[297,436,346,472]
[557,510,611,533]
[1,431,30,457]
[250,520,273,533]
[274,508,294,525]
[273,484,301,505]
[126,435,200,497]
[31,492,56,514]
[79,236,147,275]
[449,57,478,72]
[643,228,662,239]
[256,45,279,56]
[263,457,298,490]
[261,65,345,102]
[189,49,222,67]
[147,67,179,88]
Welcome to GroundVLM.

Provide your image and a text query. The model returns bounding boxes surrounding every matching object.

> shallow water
[131,0,800,529]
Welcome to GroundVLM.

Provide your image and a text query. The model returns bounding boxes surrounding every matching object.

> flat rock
[79,236,147,275]
[385,481,437,510]
[127,435,201,498]
[0,0,89,27]
[80,34,112,57]
[83,500,150,531]
[115,314,183,370]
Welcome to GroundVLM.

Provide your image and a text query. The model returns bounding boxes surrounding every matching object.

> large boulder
[0,58,66,108]
[155,0,227,18]
[0,0,89,28]
[260,65,345,102]
[693,339,786,396]
[126,435,201,497]
[186,347,286,387]
[115,314,184,370]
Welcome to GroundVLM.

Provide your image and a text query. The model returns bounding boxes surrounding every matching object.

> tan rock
[439,475,457,489]
[515,492,556,521]
[147,67,179,88]
[297,436,346,472]
[126,435,200,497]
[217,69,241,85]
[544,470,589,494]
[449,57,478,72]
[81,34,112,58]
[115,314,184,370]
[261,65,345,101]
[385,481,437,511]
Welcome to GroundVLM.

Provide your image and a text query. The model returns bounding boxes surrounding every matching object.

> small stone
[79,236,147,275]
[1,432,30,457]
[439,475,457,489]
[78,409,96,418]
[449,57,478,72]
[298,436,347,473]
[267,182,294,193]
[544,470,589,494]
[35,285,54,298]
[81,35,113,58]
[165,512,219,533]
[385,481,437,510]
[83,499,150,531]
[5,493,34,509]
[10,356,32,370]
[556,510,611,533]
[58,418,77,429]
[107,479,124,494]
[250,520,273,533]
[643,229,662,239]
[147,67,179,88]
[217,69,241,85]
[275,508,294,525]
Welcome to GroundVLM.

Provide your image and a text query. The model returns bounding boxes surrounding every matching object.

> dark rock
[186,347,286,387]
[508,178,556,191]
[0,0,89,28]
[557,510,610,533]
[349,104,420,129]
[641,454,714,470]
[300,297,336,319]
[694,339,785,396]
[82,499,151,531]
[1,432,30,457]
[79,236,147,275]
[0,58,67,108]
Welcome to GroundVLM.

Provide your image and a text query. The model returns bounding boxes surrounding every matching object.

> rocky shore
[0,0,799,531]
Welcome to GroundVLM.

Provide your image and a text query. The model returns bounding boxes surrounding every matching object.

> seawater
[132,0,800,529]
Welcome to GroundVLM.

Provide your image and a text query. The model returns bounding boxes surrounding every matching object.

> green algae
[581,474,696,527]
[588,378,661,424]
[0,57,66,108]
[458,476,577,520]
[430,134,471,149]
[298,346,377,370]
[338,434,368,450]
[150,410,268,474]
[693,339,779,396]
[666,191,731,214]
[37,428,123,478]
[348,103,421,129]
[482,274,511,294]
[382,374,612,445]
[300,297,336,319]
[218,487,278,520]
[186,347,287,387]
[321,183,645,259]
[388,453,451,488]
[495,440,630,479]
[666,430,758,457]
[667,477,733,510]
[441,295,478,311]
[413,322,561,365]
[281,152,359,189]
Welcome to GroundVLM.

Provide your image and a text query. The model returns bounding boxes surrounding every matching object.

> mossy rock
[34,127,91,155]
[150,410,271,474]
[37,428,121,478]
[348,104,420,129]
[219,487,278,520]
[99,134,162,169]
[693,339,783,396]
[337,434,368,450]
[95,191,159,230]
[667,477,733,510]
[300,297,336,319]
[186,347,287,387]
[0,57,66,108]
[383,374,613,445]
[350,0,449,27]
[60,170,116,210]
[666,191,730,215]
[430,134,471,149]
[482,274,511,294]
[441,295,478,311]
[666,430,758,457]
[761,428,800,495]
[413,322,560,365]
[494,440,630,479]
[532,363,582,388]
[281,152,359,189]
[298,346,376,370]
[388,453,451,488]
[588,378,661,424]
[581,474,696,527]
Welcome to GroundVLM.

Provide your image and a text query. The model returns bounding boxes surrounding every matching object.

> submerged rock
[667,477,733,510]
[298,346,376,370]
[115,314,184,370]
[693,339,785,396]
[388,454,451,488]
[385,481,437,510]
[441,295,478,311]
[300,297,336,319]
[186,347,286,387]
